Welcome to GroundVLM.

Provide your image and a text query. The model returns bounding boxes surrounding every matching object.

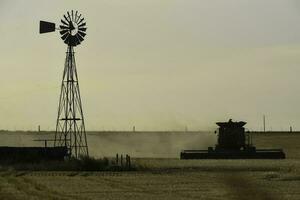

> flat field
[0,132,299,200]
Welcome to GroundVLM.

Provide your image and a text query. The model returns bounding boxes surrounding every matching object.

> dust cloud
[0,131,217,158]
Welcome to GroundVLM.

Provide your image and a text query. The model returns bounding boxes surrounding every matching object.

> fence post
[128,155,131,169]
[121,154,123,166]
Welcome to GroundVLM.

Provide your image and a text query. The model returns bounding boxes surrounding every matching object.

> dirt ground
[0,132,299,200]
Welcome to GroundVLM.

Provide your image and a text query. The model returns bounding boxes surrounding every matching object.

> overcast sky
[1,0,300,131]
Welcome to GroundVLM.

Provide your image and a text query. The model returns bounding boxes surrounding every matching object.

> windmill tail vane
[39,10,87,46]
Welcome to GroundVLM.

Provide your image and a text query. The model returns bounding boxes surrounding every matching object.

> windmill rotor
[39,10,87,47]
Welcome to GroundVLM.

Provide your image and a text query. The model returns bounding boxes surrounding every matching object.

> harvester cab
[215,119,248,151]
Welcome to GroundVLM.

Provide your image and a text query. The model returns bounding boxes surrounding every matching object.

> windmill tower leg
[54,46,88,158]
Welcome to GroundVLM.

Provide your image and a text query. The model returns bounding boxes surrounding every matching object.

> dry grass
[0,156,135,172]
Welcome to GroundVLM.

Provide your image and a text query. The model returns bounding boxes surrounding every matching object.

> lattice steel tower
[39,10,88,158]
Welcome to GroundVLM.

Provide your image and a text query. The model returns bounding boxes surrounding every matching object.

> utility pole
[263,115,266,132]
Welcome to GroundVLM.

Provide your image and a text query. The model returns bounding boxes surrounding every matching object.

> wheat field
[0,132,299,200]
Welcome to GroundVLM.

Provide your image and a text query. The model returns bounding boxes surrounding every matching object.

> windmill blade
[78,27,87,32]
[75,36,81,45]
[76,34,84,44]
[63,15,69,23]
[40,21,56,34]
[78,28,87,32]
[75,11,78,22]
[78,23,86,28]
[68,36,73,46]
[78,31,86,37]
[75,37,80,46]
[78,20,85,26]
[76,14,82,23]
[61,19,68,26]
[67,11,71,21]
[78,18,84,25]
[59,25,69,30]
[61,32,70,40]
[64,37,70,45]
[71,10,74,21]
[76,34,84,42]
[60,29,69,35]
[69,36,77,46]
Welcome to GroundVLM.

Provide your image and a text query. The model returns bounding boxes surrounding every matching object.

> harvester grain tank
[180,119,285,159]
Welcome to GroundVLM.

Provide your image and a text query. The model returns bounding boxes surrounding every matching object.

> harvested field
[0,132,299,199]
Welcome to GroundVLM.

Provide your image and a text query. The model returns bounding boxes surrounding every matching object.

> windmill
[39,11,88,158]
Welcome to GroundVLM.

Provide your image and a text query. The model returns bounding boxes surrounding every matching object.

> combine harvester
[181,119,285,159]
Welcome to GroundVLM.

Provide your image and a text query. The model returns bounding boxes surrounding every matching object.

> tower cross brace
[54,45,88,158]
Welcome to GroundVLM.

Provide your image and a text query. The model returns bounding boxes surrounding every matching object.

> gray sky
[1,0,300,131]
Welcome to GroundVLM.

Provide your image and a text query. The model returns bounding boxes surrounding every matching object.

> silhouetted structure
[181,119,285,159]
[0,147,67,162]
[40,11,88,158]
